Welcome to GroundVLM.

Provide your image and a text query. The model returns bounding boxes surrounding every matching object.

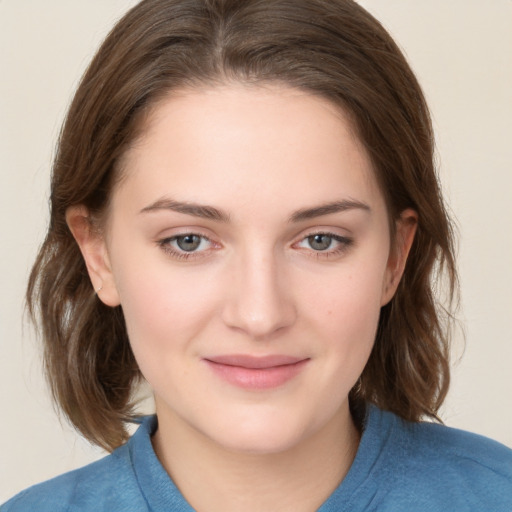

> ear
[66,205,121,307]
[381,208,418,306]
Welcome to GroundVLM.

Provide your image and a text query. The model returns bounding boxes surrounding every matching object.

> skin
[68,84,417,512]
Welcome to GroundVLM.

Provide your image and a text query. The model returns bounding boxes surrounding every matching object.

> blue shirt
[2,406,512,511]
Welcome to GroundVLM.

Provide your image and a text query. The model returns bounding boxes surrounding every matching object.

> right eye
[158,233,214,260]
[173,234,204,252]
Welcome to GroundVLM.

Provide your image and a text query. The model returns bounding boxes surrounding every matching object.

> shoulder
[376,407,512,510]
[406,414,512,474]
[0,417,159,512]
[1,443,144,512]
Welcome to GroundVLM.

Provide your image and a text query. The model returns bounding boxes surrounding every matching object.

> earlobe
[65,205,121,307]
[381,208,418,306]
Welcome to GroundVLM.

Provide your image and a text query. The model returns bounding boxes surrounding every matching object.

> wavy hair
[27,0,457,450]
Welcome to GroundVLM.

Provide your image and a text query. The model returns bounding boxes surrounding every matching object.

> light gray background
[1,0,511,501]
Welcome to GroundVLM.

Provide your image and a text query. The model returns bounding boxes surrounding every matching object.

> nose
[221,249,297,340]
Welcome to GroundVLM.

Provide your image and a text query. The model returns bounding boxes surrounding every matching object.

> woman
[2,0,511,510]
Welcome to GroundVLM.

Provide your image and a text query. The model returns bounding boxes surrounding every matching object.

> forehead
[114,84,385,219]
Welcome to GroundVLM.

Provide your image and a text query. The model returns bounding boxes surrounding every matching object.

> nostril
[220,254,297,338]
[221,289,296,339]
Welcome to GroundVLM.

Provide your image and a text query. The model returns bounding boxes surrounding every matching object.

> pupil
[309,234,332,251]
[177,235,201,252]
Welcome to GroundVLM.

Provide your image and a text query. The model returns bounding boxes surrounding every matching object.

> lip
[203,354,309,390]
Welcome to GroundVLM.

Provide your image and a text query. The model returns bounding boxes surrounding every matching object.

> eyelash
[157,231,353,261]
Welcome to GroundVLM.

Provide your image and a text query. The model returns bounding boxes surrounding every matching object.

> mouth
[203,354,310,390]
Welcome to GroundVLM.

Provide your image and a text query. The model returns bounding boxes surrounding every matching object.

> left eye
[296,233,351,252]
[305,234,335,251]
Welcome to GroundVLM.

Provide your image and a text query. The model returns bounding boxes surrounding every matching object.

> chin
[203,412,318,456]
[217,431,305,456]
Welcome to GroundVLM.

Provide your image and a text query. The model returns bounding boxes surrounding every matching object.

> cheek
[302,252,388,382]
[110,254,221,368]
[312,262,386,336]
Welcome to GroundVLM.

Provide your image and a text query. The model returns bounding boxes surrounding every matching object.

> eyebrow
[140,198,370,223]
[140,198,230,222]
[289,199,371,222]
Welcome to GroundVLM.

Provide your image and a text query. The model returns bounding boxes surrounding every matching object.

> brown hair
[27,0,457,451]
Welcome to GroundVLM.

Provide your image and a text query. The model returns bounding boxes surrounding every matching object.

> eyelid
[291,226,352,244]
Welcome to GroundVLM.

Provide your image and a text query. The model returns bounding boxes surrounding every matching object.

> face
[72,84,415,455]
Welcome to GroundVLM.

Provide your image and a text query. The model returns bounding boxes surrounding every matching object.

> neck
[152,403,360,512]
